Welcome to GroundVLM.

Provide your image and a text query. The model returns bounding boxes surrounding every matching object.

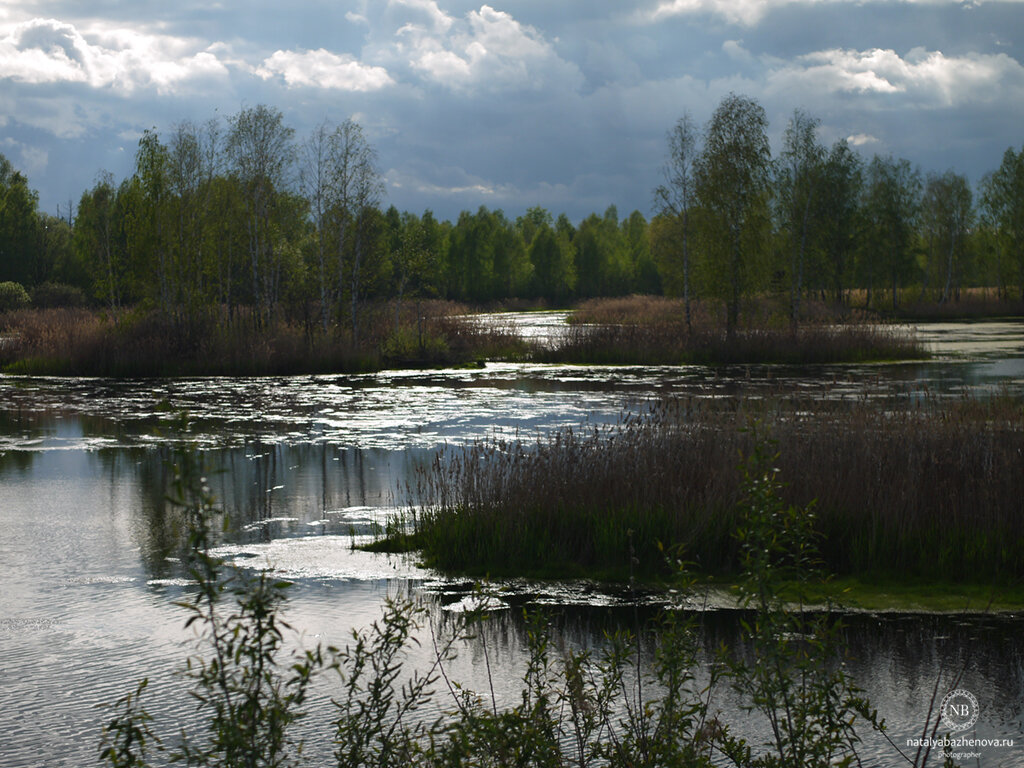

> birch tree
[654,113,699,330]
[695,94,772,337]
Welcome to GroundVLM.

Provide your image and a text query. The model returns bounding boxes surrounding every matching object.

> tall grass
[0,301,529,376]
[540,295,925,366]
[403,395,1024,582]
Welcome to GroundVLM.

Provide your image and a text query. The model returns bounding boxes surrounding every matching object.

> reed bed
[544,295,925,366]
[0,301,529,376]
[405,396,1024,582]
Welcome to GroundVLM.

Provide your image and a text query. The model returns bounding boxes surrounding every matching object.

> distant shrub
[0,281,30,312]
[31,282,86,308]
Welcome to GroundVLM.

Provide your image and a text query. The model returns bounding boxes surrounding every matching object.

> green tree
[654,113,699,328]
[36,213,80,290]
[622,210,658,294]
[921,170,973,303]
[861,155,921,311]
[227,105,297,317]
[516,205,552,250]
[0,154,41,286]
[322,118,382,340]
[301,119,335,329]
[529,222,575,302]
[980,145,1024,300]
[133,129,172,311]
[446,208,491,301]
[574,207,630,297]
[816,140,863,304]
[74,172,122,310]
[777,109,825,328]
[694,93,773,336]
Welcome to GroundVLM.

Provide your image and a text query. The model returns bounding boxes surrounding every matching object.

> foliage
[0,280,30,311]
[694,93,773,335]
[718,432,880,767]
[4,101,1024,333]
[980,144,1024,300]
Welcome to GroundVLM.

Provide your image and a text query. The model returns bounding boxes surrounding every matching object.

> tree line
[1,97,1023,328]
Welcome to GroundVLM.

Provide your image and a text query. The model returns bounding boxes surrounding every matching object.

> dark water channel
[2,316,1024,766]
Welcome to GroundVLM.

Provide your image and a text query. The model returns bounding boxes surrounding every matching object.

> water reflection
[2,317,1024,767]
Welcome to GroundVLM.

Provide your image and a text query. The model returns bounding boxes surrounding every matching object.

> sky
[1,0,1022,223]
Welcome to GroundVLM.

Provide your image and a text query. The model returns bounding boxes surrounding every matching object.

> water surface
[2,315,1023,766]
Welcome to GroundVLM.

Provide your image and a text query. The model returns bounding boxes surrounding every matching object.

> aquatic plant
[540,295,924,366]
[403,395,1024,582]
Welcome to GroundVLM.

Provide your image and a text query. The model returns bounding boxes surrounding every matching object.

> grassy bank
[0,301,529,376]
[538,295,926,366]
[392,395,1024,584]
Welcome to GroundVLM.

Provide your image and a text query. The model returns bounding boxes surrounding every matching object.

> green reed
[403,395,1024,583]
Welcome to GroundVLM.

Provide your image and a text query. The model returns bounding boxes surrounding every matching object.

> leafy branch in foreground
[100,451,322,768]
[717,428,884,768]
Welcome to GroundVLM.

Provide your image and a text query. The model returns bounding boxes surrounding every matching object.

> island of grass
[545,295,928,365]
[368,394,1024,611]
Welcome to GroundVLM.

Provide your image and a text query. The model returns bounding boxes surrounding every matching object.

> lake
[1,315,1023,766]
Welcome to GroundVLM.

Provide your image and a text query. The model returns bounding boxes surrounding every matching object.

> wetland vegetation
[382,394,1024,587]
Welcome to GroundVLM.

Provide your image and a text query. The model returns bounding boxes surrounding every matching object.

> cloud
[847,133,879,145]
[392,4,583,93]
[257,49,394,91]
[642,0,1024,27]
[723,39,755,63]
[390,0,454,33]
[766,47,1024,106]
[1,137,48,175]
[0,17,228,94]
[646,0,780,26]
[384,165,514,199]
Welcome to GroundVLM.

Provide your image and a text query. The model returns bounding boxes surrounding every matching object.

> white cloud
[847,133,879,145]
[723,39,754,63]
[1,137,48,175]
[647,0,777,26]
[766,47,1024,106]
[389,0,454,33]
[257,49,394,91]
[384,166,511,197]
[0,17,228,94]
[643,0,1024,27]
[393,4,583,93]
